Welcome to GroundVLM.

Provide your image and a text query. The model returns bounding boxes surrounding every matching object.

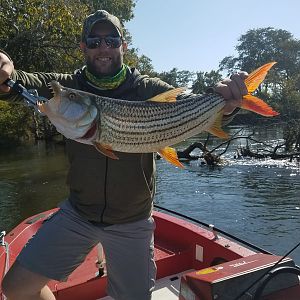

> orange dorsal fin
[147,88,185,103]
[207,112,229,139]
[93,142,119,160]
[157,147,184,168]
[245,62,277,93]
[241,62,279,117]
[242,94,279,117]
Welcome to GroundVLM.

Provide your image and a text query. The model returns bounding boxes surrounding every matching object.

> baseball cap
[81,10,123,42]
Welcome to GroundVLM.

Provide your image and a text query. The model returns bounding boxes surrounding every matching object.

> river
[0,124,300,265]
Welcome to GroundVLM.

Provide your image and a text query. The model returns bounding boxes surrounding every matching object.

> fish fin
[147,88,186,103]
[93,142,119,160]
[245,62,277,93]
[242,94,279,117]
[241,62,279,117]
[207,113,229,139]
[157,147,184,168]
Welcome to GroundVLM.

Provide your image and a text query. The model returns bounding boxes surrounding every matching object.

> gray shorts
[17,200,156,300]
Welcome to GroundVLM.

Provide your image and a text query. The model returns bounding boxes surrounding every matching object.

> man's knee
[2,261,50,297]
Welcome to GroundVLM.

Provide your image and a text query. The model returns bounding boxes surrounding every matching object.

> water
[0,125,300,265]
[0,142,68,230]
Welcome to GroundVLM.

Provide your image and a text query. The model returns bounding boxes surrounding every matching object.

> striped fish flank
[38,62,279,168]
[96,92,224,153]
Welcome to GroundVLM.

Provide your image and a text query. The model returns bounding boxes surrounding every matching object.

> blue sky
[126,0,300,73]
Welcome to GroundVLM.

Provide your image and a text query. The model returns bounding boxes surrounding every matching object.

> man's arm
[0,50,76,102]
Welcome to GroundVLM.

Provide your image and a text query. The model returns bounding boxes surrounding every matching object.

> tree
[0,0,137,72]
[219,27,300,75]
[0,0,89,72]
[219,27,300,151]
[192,70,222,94]
[124,48,155,76]
[135,55,155,76]
[155,68,195,88]
[0,0,138,144]
[0,100,32,146]
[218,27,300,113]
[83,0,135,22]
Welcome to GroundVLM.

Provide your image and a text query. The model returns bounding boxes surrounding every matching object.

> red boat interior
[0,209,299,300]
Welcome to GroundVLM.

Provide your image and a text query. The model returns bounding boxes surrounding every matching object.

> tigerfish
[38,62,279,168]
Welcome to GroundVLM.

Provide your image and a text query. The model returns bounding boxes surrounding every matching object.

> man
[0,10,247,300]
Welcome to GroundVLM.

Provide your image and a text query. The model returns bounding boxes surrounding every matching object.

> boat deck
[99,270,191,300]
[100,273,300,300]
[1,209,300,300]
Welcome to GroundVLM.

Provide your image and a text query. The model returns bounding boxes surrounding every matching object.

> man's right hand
[214,71,249,115]
[0,52,14,92]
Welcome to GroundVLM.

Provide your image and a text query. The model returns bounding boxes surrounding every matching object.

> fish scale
[38,62,278,167]
[97,93,224,152]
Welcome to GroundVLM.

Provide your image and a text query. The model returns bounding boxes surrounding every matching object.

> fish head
[38,81,98,142]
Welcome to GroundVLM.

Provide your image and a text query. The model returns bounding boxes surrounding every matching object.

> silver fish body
[37,62,279,167]
[39,82,225,154]
[96,93,224,153]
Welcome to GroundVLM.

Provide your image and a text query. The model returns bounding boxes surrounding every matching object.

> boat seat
[154,238,193,279]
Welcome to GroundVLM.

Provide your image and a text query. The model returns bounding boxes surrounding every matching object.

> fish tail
[241,94,279,117]
[241,62,279,116]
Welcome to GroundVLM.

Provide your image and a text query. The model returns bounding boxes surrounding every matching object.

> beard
[85,55,123,77]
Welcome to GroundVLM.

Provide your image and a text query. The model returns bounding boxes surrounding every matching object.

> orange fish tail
[244,62,277,93]
[241,95,279,117]
[241,62,279,117]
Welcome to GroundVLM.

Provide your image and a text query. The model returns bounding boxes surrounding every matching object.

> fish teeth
[47,83,54,95]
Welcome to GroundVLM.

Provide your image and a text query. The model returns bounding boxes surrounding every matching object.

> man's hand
[214,71,248,115]
[0,52,14,93]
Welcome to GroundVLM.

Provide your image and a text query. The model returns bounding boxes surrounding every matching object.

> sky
[126,0,300,73]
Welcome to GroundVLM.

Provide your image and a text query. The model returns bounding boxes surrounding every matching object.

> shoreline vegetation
[0,1,299,159]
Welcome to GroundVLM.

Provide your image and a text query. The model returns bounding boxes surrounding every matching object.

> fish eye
[68,92,77,100]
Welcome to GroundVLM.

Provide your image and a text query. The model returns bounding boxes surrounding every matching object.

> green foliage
[2,3,300,151]
[0,0,89,72]
[272,75,300,119]
[219,27,300,150]
[0,0,137,146]
[82,0,135,22]
[219,27,300,114]
[155,68,195,88]
[0,0,137,72]
[135,55,155,76]
[0,100,32,145]
[192,70,222,94]
[123,48,155,76]
[219,27,300,75]
[283,119,300,151]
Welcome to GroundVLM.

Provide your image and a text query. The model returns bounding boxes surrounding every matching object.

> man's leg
[2,261,55,300]
[2,201,100,300]
[101,216,156,300]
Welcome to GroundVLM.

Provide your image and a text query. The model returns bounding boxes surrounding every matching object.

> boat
[0,205,299,300]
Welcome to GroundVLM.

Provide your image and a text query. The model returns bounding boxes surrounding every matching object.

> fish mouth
[80,121,97,139]
[49,81,62,98]
[37,81,62,113]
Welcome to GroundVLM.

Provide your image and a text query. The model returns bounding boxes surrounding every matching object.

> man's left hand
[214,71,248,115]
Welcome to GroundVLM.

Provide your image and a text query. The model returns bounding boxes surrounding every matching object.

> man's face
[80,22,127,77]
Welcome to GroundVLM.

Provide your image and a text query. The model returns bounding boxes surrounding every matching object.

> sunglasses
[86,36,123,49]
